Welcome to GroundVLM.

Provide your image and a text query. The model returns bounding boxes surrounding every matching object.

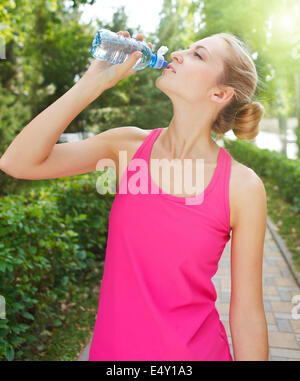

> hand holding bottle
[83,31,153,92]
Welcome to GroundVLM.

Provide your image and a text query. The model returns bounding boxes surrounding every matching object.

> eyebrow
[188,44,211,57]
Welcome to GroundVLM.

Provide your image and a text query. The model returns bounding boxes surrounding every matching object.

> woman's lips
[163,68,176,73]
[166,63,176,73]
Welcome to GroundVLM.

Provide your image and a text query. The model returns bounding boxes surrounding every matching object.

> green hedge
[0,171,114,361]
[223,137,300,213]
[87,102,173,134]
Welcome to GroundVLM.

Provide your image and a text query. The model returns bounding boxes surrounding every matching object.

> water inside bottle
[91,30,157,70]
[93,34,137,64]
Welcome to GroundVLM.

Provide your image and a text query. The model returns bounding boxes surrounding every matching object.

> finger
[118,50,142,75]
[135,34,152,50]
[118,32,151,50]
[136,33,143,41]
[117,30,130,37]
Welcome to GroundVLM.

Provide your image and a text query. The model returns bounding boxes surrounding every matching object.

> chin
[155,76,173,93]
[156,83,179,103]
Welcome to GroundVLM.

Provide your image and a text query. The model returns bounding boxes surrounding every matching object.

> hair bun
[233,101,265,140]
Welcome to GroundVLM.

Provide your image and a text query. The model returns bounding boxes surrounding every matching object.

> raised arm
[0,31,152,180]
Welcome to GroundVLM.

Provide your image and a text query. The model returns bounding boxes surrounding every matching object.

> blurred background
[0,0,300,362]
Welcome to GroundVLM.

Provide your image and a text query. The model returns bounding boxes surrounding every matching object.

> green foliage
[0,172,114,361]
[0,82,31,154]
[87,102,173,133]
[0,82,32,194]
[224,138,300,213]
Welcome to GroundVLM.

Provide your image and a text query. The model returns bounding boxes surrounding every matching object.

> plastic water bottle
[91,28,168,70]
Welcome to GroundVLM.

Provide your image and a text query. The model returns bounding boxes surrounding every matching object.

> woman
[0,31,269,361]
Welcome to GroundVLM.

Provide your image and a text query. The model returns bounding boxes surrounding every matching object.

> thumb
[120,51,142,73]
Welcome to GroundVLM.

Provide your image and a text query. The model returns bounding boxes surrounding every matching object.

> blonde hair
[211,32,265,140]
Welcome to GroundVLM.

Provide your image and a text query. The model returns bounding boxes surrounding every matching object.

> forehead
[192,36,226,60]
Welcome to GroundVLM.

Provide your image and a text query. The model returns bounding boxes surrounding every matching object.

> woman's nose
[170,50,183,62]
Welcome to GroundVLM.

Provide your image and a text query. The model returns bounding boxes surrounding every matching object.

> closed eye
[194,52,202,60]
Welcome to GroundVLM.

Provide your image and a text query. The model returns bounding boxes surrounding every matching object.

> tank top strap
[116,128,162,195]
[224,147,232,232]
[133,128,163,161]
[215,145,230,181]
[211,145,232,233]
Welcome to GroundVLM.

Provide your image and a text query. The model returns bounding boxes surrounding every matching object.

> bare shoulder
[107,126,149,145]
[114,126,152,144]
[229,157,266,228]
[109,127,154,176]
[230,157,265,188]
[107,126,152,159]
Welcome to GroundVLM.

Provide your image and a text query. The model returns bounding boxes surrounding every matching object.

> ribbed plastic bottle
[91,28,168,70]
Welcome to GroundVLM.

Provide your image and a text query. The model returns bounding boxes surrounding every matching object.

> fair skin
[0,31,268,360]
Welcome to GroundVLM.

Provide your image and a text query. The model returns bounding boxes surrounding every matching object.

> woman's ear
[210,85,235,105]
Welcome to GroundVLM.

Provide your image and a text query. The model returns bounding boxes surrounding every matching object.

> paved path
[213,221,300,361]
[77,221,300,361]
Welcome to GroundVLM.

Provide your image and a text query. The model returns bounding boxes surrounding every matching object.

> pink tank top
[88,127,233,361]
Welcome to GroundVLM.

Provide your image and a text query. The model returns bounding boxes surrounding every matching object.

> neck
[161,102,219,160]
